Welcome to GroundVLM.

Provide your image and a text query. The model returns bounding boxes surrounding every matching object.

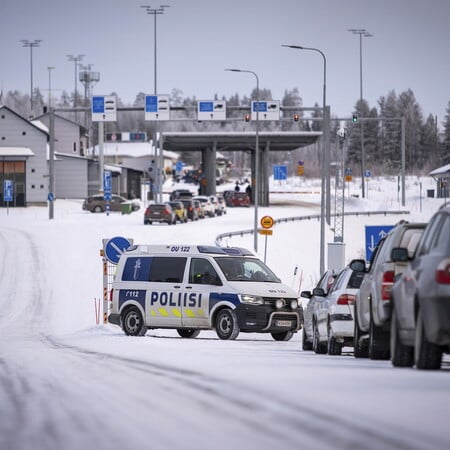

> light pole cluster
[348,28,373,198]
[67,54,85,122]
[141,4,170,94]
[225,69,260,253]
[21,39,42,115]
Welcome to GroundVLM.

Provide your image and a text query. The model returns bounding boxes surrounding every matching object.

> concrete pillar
[202,143,216,196]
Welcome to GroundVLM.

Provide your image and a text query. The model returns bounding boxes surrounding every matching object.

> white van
[108,245,303,340]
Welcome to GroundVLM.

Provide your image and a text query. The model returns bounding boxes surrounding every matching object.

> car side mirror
[391,247,409,262]
[312,287,325,297]
[300,291,312,299]
[349,259,366,272]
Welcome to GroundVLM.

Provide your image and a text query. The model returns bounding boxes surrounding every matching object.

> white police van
[108,244,303,340]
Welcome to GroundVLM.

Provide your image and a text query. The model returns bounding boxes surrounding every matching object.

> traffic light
[244,114,251,122]
[352,114,358,123]
[293,113,300,122]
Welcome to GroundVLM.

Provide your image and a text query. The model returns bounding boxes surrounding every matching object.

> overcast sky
[1,0,449,126]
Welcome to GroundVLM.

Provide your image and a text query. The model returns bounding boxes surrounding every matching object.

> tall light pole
[67,54,84,123]
[348,28,373,198]
[21,39,42,115]
[47,66,55,108]
[225,68,260,253]
[141,4,170,94]
[282,44,327,274]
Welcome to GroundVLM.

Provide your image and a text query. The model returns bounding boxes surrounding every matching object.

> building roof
[429,164,450,177]
[89,142,179,160]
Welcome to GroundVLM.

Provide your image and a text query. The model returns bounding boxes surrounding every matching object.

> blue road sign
[104,236,132,264]
[92,96,105,114]
[199,101,213,112]
[103,170,112,192]
[175,161,183,172]
[145,95,158,112]
[364,170,372,178]
[253,101,267,112]
[365,225,394,261]
[103,192,112,201]
[47,192,54,202]
[273,165,287,181]
[345,167,352,175]
[3,180,13,202]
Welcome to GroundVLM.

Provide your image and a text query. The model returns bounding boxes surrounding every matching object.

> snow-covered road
[1,189,449,450]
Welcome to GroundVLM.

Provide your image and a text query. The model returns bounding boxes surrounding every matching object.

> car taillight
[337,294,355,305]
[164,208,169,214]
[436,259,450,284]
[381,270,395,300]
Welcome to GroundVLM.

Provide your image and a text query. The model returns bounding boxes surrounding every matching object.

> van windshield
[215,257,281,283]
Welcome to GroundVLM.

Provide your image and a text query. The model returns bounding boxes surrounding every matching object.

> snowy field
[1,175,449,450]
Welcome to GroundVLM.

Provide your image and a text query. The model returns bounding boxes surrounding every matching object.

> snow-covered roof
[0,147,35,156]
[31,120,49,133]
[429,164,450,177]
[89,142,179,160]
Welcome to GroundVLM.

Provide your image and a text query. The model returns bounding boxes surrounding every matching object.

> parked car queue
[301,204,450,371]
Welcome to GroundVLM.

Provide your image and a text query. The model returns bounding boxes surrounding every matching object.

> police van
[108,244,303,340]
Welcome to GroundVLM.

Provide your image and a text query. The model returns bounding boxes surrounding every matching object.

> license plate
[275,320,292,327]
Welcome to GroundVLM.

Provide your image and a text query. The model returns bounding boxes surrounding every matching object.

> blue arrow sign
[104,236,132,264]
[103,170,112,192]
[273,165,287,181]
[365,225,394,261]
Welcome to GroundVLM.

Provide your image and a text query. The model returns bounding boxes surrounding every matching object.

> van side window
[122,257,152,281]
[189,258,221,285]
[149,257,187,282]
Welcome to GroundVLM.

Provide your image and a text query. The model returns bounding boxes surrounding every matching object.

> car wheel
[327,323,342,355]
[354,305,368,358]
[390,308,413,367]
[122,307,146,336]
[302,326,313,351]
[368,311,390,360]
[414,309,442,370]
[177,329,201,338]
[313,322,327,354]
[94,205,103,213]
[271,331,294,341]
[215,309,240,340]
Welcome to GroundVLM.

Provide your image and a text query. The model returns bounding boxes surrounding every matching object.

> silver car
[354,222,426,360]
[390,205,450,370]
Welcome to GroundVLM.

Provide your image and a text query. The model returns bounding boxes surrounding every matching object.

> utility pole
[21,39,42,116]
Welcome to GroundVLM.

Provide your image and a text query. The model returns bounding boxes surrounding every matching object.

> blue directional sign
[199,101,214,112]
[253,101,268,112]
[103,170,112,192]
[345,168,352,175]
[91,95,117,122]
[3,180,13,202]
[104,236,132,264]
[92,96,105,114]
[145,95,158,113]
[364,170,372,178]
[273,165,287,181]
[365,225,394,261]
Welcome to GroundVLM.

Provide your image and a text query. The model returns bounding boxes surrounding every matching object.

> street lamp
[225,68,260,253]
[67,54,85,122]
[282,44,327,274]
[141,4,170,94]
[21,39,42,115]
[47,66,55,108]
[348,28,373,198]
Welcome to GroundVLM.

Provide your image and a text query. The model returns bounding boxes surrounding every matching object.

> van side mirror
[312,287,326,297]
[391,247,409,262]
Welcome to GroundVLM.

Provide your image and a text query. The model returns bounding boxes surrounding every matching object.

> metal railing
[215,210,410,246]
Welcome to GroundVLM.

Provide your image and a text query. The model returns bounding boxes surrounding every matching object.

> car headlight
[290,299,298,310]
[240,294,264,305]
[275,299,285,309]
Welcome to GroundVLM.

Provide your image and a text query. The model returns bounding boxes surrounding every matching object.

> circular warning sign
[260,215,274,229]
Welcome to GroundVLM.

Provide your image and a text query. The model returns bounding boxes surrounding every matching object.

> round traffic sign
[104,236,132,264]
[260,215,274,229]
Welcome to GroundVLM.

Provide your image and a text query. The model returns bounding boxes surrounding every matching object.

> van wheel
[177,329,200,338]
[122,307,146,336]
[271,331,294,341]
[415,309,442,370]
[215,309,239,340]
[390,308,413,367]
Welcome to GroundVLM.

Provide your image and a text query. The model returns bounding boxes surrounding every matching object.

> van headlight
[290,299,298,310]
[240,294,264,305]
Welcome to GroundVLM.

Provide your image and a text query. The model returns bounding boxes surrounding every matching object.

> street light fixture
[225,68,260,253]
[348,28,373,198]
[21,39,42,115]
[282,44,327,274]
[141,4,170,94]
[67,54,85,122]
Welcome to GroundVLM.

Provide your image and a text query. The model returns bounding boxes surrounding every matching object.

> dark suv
[144,203,176,225]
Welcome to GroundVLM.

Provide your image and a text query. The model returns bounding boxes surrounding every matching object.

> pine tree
[442,100,450,165]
